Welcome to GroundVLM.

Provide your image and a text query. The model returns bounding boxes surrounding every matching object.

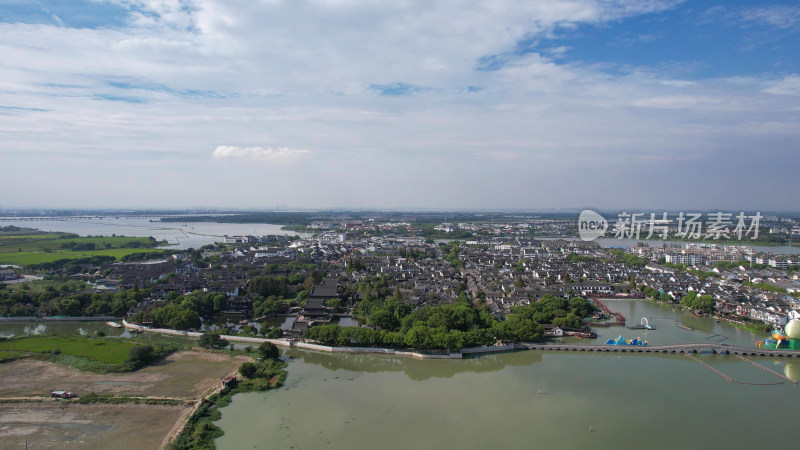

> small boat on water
[105,321,122,328]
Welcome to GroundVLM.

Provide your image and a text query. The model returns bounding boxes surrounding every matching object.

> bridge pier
[520,343,800,357]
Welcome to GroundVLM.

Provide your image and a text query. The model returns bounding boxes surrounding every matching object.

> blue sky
[0,0,798,210]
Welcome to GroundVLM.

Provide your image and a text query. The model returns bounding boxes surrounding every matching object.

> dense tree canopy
[198,332,228,349]
[0,284,142,318]
[681,291,716,313]
[249,276,290,298]
[257,342,280,360]
[512,296,595,326]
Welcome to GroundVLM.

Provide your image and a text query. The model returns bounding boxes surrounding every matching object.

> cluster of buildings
[57,222,800,332]
[0,268,18,281]
[630,243,798,269]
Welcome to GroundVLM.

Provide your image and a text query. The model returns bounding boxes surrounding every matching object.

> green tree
[404,325,433,349]
[255,299,288,317]
[258,342,280,360]
[128,345,154,363]
[239,361,257,378]
[198,332,228,349]
[325,298,342,312]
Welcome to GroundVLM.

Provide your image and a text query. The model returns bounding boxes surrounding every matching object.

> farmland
[0,231,165,266]
[0,351,249,398]
[0,350,250,449]
[0,336,139,365]
[0,402,191,450]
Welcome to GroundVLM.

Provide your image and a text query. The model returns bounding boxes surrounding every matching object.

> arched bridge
[519,342,800,358]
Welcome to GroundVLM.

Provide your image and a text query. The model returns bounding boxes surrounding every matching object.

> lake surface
[2,302,796,449]
[4,217,795,254]
[0,217,311,249]
[214,300,799,450]
[579,299,762,348]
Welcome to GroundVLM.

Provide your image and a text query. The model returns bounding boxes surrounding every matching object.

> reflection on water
[23,324,48,335]
[286,348,543,381]
[783,361,800,381]
[0,321,197,346]
[216,348,800,450]
[594,299,766,347]
[214,301,795,450]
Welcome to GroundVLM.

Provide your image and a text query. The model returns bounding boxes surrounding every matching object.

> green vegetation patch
[77,393,186,406]
[0,350,27,363]
[731,320,772,334]
[4,278,87,295]
[0,233,164,267]
[0,335,137,364]
[743,281,788,294]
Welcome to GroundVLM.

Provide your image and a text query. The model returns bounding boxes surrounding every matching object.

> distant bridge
[519,342,800,358]
[0,215,164,222]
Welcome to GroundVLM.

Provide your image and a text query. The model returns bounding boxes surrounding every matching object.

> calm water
[214,301,798,450]
[0,320,197,346]
[2,303,796,449]
[582,299,763,347]
[4,217,795,254]
[0,217,310,249]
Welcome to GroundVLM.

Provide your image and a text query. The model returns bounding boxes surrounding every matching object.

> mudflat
[0,351,249,398]
[0,402,190,449]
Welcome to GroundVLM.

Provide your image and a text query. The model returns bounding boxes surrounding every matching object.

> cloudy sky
[1,0,798,211]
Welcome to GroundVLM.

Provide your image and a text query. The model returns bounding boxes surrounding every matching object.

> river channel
[1,301,797,449]
[212,300,800,450]
[0,217,311,249]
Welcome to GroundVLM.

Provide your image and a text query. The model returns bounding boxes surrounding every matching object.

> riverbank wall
[122,319,800,359]
[0,316,122,322]
[122,319,511,360]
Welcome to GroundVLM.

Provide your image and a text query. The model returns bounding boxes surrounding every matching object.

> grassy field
[0,351,25,363]
[0,234,52,239]
[0,336,138,365]
[4,278,87,295]
[0,232,163,266]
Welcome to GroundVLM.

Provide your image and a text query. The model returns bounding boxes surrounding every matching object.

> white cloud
[211,146,311,162]
[1,0,798,210]
[702,5,800,30]
[764,75,800,96]
[737,6,800,30]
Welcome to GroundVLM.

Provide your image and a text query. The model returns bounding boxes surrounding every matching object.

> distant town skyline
[1,1,799,210]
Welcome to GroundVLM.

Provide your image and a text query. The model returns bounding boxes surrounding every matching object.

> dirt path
[160,366,242,449]
[0,351,250,449]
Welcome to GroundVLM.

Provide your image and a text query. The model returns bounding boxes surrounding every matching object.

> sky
[0,0,799,211]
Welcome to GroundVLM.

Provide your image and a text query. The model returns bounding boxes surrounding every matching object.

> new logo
[578,210,608,241]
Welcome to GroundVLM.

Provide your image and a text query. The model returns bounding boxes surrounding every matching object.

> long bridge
[0,215,164,221]
[519,342,800,358]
